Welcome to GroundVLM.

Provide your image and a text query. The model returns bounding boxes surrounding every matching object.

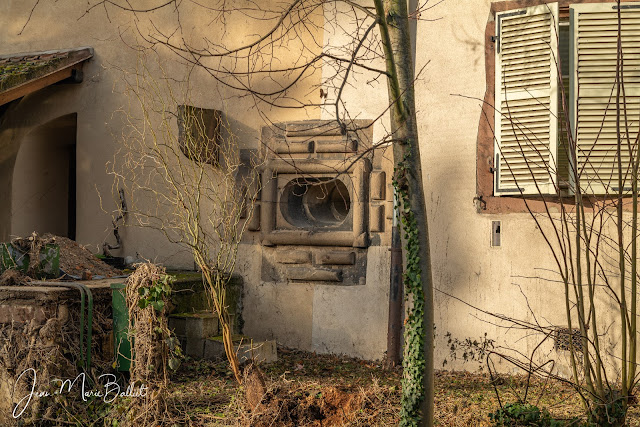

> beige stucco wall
[0,0,321,263]
[313,0,628,373]
[0,0,628,369]
[0,1,394,361]
[416,0,624,376]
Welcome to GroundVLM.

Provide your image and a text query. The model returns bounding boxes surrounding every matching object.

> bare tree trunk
[375,0,434,425]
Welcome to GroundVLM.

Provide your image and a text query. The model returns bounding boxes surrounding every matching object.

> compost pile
[45,233,122,278]
[0,233,121,286]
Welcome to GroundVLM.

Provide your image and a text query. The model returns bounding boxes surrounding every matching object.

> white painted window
[494,2,640,196]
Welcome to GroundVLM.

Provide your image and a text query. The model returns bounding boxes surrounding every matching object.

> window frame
[477,0,640,213]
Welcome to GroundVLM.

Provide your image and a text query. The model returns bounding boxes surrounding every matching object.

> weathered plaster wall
[0,1,398,362]
[415,0,625,374]
[0,0,322,266]
[407,0,562,372]
[310,0,627,370]
[0,0,623,367]
[250,2,397,361]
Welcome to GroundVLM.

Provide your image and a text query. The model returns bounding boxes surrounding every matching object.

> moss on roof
[0,58,62,92]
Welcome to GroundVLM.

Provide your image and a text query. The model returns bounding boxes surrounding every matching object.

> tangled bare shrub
[119,262,181,426]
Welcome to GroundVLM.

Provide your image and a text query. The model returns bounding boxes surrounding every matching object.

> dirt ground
[163,349,640,426]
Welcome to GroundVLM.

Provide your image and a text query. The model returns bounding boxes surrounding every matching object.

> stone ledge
[169,311,220,339]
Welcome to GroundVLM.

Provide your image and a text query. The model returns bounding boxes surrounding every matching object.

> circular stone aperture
[280,178,351,229]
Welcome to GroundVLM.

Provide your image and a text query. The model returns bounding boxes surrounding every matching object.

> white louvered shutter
[495,3,559,195]
[571,3,640,194]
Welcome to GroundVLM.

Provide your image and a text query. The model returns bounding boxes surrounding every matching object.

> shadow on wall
[9,113,77,240]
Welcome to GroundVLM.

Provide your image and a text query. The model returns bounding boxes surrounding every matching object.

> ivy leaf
[166,336,180,351]
[168,357,181,371]
[151,300,165,311]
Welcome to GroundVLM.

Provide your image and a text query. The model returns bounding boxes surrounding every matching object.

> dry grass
[162,349,640,426]
[11,344,640,425]
[433,370,582,426]
[167,348,401,426]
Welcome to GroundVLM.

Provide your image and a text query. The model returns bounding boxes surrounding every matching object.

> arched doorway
[11,113,77,239]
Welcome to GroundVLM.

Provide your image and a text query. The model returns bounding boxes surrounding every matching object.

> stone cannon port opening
[280,178,351,229]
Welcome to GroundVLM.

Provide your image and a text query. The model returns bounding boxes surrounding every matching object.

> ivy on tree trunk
[373,0,434,425]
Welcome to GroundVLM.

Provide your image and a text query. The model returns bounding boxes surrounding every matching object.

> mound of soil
[250,385,364,426]
[244,363,267,411]
[46,234,122,278]
[8,233,122,279]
